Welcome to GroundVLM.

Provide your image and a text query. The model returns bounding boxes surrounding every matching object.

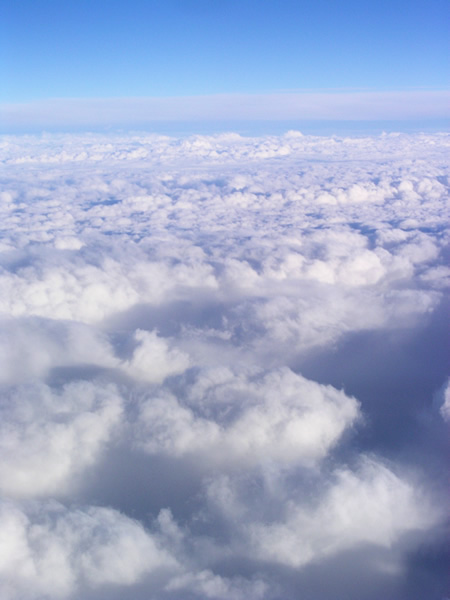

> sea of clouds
[0,130,449,599]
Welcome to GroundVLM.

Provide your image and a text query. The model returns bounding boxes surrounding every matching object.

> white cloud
[202,457,440,572]
[248,457,438,568]
[0,501,177,599]
[136,368,359,469]
[436,379,450,422]
[0,382,123,497]
[122,329,190,383]
[0,317,118,384]
[0,252,217,323]
[165,570,268,600]
[0,130,448,599]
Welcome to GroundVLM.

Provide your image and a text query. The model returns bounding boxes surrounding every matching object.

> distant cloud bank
[1,90,450,130]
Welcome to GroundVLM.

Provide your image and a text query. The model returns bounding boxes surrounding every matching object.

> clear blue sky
[2,0,449,102]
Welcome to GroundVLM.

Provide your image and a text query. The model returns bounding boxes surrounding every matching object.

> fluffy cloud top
[0,501,177,599]
[248,457,438,568]
[0,381,123,497]
[137,368,359,468]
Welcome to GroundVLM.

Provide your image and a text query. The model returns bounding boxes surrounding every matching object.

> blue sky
[1,0,449,128]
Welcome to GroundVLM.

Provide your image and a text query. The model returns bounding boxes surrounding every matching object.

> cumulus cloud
[0,253,217,323]
[136,368,359,469]
[436,378,450,422]
[164,570,268,600]
[122,329,190,383]
[247,457,438,568]
[0,501,177,599]
[0,317,118,384]
[0,131,448,599]
[0,381,123,498]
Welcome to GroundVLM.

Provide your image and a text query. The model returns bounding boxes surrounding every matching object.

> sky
[1,0,449,130]
[0,2,449,599]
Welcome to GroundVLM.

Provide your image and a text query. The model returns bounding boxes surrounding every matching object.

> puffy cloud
[136,368,359,468]
[0,382,123,497]
[164,570,268,600]
[0,131,448,599]
[0,254,217,323]
[436,379,450,422]
[0,501,177,599]
[122,329,190,383]
[0,317,118,385]
[248,458,438,568]
[0,317,189,387]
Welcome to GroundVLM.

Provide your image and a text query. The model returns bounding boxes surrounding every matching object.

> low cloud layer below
[0,131,448,599]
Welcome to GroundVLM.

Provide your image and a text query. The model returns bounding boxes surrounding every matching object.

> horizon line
[1,91,449,132]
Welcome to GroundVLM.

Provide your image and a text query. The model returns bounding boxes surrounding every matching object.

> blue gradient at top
[2,0,449,102]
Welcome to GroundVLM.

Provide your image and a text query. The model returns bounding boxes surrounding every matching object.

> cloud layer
[2,90,450,131]
[0,130,448,599]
